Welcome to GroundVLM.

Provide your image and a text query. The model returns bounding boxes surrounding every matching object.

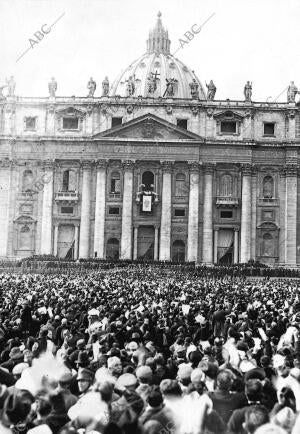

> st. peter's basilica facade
[0,13,299,265]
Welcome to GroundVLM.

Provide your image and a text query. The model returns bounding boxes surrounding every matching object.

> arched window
[110,171,121,194]
[263,175,274,198]
[172,240,185,263]
[19,225,31,249]
[142,171,154,191]
[220,174,233,196]
[106,238,119,260]
[22,170,33,192]
[175,173,186,197]
[262,233,273,257]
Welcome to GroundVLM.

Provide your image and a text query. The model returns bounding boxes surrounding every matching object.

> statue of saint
[48,77,57,97]
[189,78,199,99]
[163,78,177,97]
[244,81,252,102]
[147,71,160,94]
[87,77,96,97]
[102,76,109,96]
[287,81,298,102]
[0,83,7,99]
[6,76,15,97]
[126,75,136,96]
[206,80,216,100]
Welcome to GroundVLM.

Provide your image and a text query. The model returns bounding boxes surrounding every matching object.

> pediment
[94,114,202,140]
[55,107,86,118]
[213,110,244,121]
[14,215,37,224]
[257,222,278,230]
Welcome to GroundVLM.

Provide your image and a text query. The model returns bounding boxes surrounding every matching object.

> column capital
[251,164,258,175]
[203,163,215,174]
[122,160,135,171]
[188,161,200,172]
[0,159,12,168]
[285,164,298,177]
[241,163,252,176]
[161,161,174,172]
[81,160,93,170]
[95,159,108,169]
[41,159,55,170]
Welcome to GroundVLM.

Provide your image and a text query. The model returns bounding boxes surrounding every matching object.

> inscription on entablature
[200,148,252,158]
[112,145,196,156]
[253,149,285,162]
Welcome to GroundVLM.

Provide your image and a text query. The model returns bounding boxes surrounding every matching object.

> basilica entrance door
[137,226,154,260]
[58,225,75,258]
[218,229,234,265]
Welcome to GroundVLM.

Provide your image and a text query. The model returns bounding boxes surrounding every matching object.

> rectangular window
[62,117,79,130]
[61,206,74,214]
[111,117,123,128]
[174,208,186,217]
[177,119,188,129]
[220,210,233,219]
[108,206,120,215]
[220,121,237,134]
[25,117,36,130]
[264,122,275,136]
[263,210,274,221]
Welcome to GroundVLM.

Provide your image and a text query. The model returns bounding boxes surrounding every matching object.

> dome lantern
[146,12,171,55]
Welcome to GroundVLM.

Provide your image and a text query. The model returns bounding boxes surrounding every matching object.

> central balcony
[55,190,79,202]
[216,196,239,207]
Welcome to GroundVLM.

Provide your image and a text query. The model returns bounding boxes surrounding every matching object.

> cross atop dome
[146,12,171,55]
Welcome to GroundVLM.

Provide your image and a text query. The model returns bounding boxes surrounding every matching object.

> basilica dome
[110,12,206,100]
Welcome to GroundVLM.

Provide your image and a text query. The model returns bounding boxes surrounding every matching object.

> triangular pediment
[55,107,86,117]
[94,113,202,140]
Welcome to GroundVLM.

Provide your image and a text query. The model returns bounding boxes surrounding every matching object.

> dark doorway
[172,240,185,263]
[137,226,154,260]
[106,238,120,260]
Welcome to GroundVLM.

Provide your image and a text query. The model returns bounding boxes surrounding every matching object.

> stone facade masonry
[0,96,299,265]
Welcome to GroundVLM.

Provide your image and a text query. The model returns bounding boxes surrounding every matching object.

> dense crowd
[0,266,300,433]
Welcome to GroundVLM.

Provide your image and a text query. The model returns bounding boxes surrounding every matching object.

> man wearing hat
[69,339,86,369]
[75,351,91,370]
[76,368,94,397]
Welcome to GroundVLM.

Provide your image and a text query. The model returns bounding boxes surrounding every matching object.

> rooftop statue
[244,81,252,102]
[48,77,57,97]
[206,80,216,100]
[87,77,96,97]
[102,76,109,96]
[287,81,298,103]
[163,78,178,97]
[6,76,15,97]
[189,79,199,99]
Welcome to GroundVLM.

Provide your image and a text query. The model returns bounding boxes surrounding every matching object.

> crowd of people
[0,266,300,433]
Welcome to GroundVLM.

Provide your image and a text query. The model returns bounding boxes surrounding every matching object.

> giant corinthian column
[120,160,134,259]
[79,161,92,258]
[94,159,107,258]
[240,164,252,263]
[159,161,173,261]
[40,160,54,254]
[202,163,214,264]
[187,162,199,262]
[285,164,297,265]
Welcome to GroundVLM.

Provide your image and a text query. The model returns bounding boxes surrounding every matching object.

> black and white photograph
[1,0,300,432]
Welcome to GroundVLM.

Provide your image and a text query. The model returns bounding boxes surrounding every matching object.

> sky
[0,0,299,101]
